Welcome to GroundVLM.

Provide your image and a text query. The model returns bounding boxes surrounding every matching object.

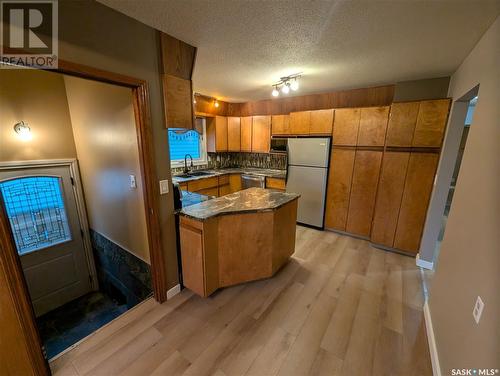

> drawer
[266,177,286,190]
[187,176,218,192]
[179,183,188,191]
[218,174,229,185]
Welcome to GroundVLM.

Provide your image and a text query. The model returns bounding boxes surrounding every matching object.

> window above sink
[168,117,208,168]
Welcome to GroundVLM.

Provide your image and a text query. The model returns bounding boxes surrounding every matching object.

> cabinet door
[394,152,439,253]
[310,109,334,135]
[179,223,205,296]
[412,99,450,147]
[289,111,310,135]
[357,106,389,146]
[163,75,194,129]
[215,116,228,151]
[386,102,419,147]
[332,108,360,146]
[371,152,410,246]
[218,184,231,196]
[325,149,356,230]
[271,115,290,135]
[252,116,271,153]
[345,150,383,237]
[240,116,253,152]
[227,117,241,152]
[229,174,242,193]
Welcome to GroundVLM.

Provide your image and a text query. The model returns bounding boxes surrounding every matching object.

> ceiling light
[214,100,219,108]
[13,121,32,141]
[270,73,302,98]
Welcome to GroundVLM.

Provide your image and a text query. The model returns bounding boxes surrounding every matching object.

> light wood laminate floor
[51,226,432,376]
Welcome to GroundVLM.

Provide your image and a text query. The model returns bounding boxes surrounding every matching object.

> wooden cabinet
[393,152,438,253]
[179,216,218,297]
[325,149,356,230]
[412,99,450,147]
[357,107,389,146]
[186,176,218,193]
[207,116,228,152]
[240,116,253,152]
[266,177,285,191]
[227,117,241,152]
[310,109,334,135]
[160,33,196,130]
[345,150,383,237]
[371,152,410,246]
[386,102,419,147]
[252,116,271,153]
[332,108,360,146]
[271,115,290,135]
[229,174,242,193]
[218,184,231,196]
[289,111,310,134]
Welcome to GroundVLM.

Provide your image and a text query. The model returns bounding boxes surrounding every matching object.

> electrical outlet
[159,179,169,195]
[129,175,137,189]
[473,296,484,324]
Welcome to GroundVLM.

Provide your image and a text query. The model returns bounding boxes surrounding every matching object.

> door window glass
[0,176,72,255]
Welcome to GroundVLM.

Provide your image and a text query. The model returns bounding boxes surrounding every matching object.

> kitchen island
[177,188,300,297]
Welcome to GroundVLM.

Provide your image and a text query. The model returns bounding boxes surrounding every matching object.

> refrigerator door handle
[285,141,289,185]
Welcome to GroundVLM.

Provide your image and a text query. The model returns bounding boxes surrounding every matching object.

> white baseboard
[416,253,434,270]
[424,301,441,376]
[166,284,181,299]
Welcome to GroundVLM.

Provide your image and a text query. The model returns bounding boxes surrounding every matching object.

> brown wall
[428,17,499,373]
[56,0,178,289]
[0,69,77,162]
[393,77,450,102]
[64,76,150,263]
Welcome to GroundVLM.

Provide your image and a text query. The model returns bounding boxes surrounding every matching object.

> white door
[0,165,92,316]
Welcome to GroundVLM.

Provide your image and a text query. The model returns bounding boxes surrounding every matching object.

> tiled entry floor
[37,291,127,359]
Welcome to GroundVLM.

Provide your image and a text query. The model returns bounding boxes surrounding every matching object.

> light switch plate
[159,179,169,195]
[473,296,484,324]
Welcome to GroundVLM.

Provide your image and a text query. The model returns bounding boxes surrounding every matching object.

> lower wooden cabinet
[393,152,438,253]
[325,148,355,230]
[345,150,382,237]
[218,184,231,196]
[265,177,285,191]
[371,152,410,246]
[229,174,242,193]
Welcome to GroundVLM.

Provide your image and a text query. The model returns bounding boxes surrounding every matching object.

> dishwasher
[241,174,266,189]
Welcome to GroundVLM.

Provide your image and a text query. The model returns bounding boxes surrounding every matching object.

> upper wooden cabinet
[289,111,311,135]
[207,116,228,152]
[310,109,334,135]
[160,33,197,129]
[345,150,383,237]
[227,117,241,152]
[240,116,252,152]
[412,99,451,147]
[357,107,389,146]
[271,115,290,135]
[386,102,419,147]
[252,116,271,153]
[332,108,361,146]
[393,152,439,254]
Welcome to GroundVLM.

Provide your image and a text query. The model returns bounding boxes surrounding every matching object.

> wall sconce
[14,121,32,141]
[214,99,220,108]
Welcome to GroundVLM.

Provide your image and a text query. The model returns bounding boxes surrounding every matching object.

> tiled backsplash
[171,152,287,173]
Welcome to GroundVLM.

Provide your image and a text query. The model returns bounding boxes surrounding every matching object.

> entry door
[0,165,92,317]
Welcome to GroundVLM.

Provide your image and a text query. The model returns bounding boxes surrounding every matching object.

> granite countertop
[172,168,286,183]
[178,187,300,220]
[180,190,213,208]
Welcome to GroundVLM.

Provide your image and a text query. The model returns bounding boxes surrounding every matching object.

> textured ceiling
[98,0,499,102]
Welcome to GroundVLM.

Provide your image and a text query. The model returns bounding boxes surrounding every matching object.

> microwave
[270,137,288,153]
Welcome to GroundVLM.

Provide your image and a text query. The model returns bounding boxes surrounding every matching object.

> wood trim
[0,201,50,375]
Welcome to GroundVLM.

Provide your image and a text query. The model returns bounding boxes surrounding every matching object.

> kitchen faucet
[184,154,193,173]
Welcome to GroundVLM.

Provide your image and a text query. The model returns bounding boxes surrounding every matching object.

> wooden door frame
[0,60,167,374]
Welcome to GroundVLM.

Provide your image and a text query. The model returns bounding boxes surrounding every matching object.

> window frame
[169,118,208,168]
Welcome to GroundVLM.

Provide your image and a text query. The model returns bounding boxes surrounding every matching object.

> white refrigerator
[285,138,330,228]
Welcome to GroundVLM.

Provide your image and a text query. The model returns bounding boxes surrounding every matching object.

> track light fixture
[270,73,302,97]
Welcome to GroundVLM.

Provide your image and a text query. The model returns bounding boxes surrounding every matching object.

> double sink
[175,171,215,179]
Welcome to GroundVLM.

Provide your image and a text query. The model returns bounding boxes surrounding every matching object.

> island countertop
[178,187,300,220]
